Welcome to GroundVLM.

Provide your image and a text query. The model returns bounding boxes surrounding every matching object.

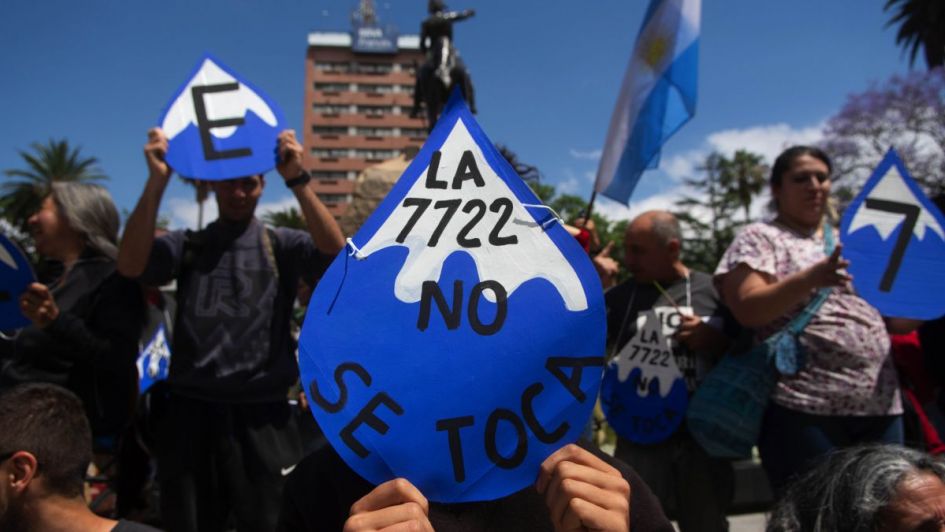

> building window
[357,105,394,116]
[401,128,426,138]
[313,104,350,114]
[354,149,399,160]
[355,126,394,137]
[317,193,350,204]
[312,148,350,158]
[356,62,393,75]
[312,171,349,180]
[358,84,393,94]
[314,61,351,73]
[401,63,417,74]
[399,84,415,93]
[312,126,349,136]
[314,82,350,92]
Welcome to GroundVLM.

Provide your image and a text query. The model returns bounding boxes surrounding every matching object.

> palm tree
[1,139,107,231]
[885,0,945,69]
[262,206,306,230]
[719,150,767,224]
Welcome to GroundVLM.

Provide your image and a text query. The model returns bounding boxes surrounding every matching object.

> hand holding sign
[801,244,852,290]
[19,283,59,328]
[344,478,434,532]
[276,130,305,181]
[536,444,631,532]
[144,128,172,181]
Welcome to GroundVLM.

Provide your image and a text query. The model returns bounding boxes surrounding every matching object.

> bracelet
[285,171,311,189]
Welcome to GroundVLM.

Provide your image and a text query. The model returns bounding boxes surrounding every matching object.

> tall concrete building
[303,1,428,218]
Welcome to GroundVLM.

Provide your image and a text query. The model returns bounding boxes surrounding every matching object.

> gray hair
[767,444,945,532]
[50,182,119,260]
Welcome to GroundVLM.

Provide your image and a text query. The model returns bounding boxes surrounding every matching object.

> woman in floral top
[714,146,920,492]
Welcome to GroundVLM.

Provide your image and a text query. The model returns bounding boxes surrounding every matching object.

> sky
[0,0,915,228]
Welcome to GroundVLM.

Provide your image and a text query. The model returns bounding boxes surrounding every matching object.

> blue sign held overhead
[158,53,285,181]
[137,323,171,393]
[0,235,35,331]
[840,148,945,320]
[298,91,606,503]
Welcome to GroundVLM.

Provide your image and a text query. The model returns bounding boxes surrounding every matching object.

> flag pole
[581,188,598,229]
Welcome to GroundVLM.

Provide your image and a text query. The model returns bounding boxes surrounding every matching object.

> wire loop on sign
[346,238,367,260]
[522,203,563,230]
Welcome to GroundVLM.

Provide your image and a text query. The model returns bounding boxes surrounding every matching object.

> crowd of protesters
[1,137,945,531]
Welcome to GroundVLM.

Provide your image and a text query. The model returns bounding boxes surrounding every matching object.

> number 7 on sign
[864,198,920,292]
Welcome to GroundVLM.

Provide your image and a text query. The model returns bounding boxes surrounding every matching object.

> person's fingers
[828,244,843,264]
[537,444,622,494]
[377,513,435,532]
[544,460,630,515]
[349,478,429,516]
[597,241,615,258]
[344,502,430,532]
[560,496,629,532]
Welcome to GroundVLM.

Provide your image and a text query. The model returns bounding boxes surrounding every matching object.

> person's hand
[276,129,305,181]
[144,128,172,181]
[675,314,723,352]
[801,244,852,290]
[536,444,631,532]
[19,283,59,328]
[593,242,620,289]
[343,478,434,532]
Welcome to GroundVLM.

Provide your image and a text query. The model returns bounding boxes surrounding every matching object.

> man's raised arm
[117,128,173,278]
[276,130,345,256]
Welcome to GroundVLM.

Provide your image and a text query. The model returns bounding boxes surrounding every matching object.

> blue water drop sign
[601,306,689,444]
[137,323,171,393]
[840,148,945,320]
[297,92,605,503]
[0,235,35,330]
[158,53,285,181]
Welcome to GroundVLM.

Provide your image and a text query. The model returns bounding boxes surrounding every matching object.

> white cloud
[569,148,602,161]
[706,122,824,162]
[661,149,704,182]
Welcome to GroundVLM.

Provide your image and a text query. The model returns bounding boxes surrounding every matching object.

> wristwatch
[285,170,311,189]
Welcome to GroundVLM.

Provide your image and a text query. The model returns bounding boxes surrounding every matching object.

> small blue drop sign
[158,53,285,181]
[840,148,945,320]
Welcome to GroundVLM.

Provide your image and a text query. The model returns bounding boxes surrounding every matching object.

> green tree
[674,152,741,272]
[262,206,306,230]
[885,0,945,69]
[719,149,767,224]
[1,139,107,231]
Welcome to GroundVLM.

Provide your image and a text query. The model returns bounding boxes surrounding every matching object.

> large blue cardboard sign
[0,235,35,330]
[601,305,689,444]
[841,148,945,320]
[298,92,606,503]
[159,54,285,181]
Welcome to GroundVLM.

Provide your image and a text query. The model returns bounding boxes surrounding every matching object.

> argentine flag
[594,0,700,204]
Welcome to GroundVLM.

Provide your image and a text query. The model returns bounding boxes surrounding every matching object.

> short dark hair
[0,383,92,498]
[767,444,945,532]
[770,145,833,187]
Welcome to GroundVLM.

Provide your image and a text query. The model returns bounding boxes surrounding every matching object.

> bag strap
[783,223,835,335]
